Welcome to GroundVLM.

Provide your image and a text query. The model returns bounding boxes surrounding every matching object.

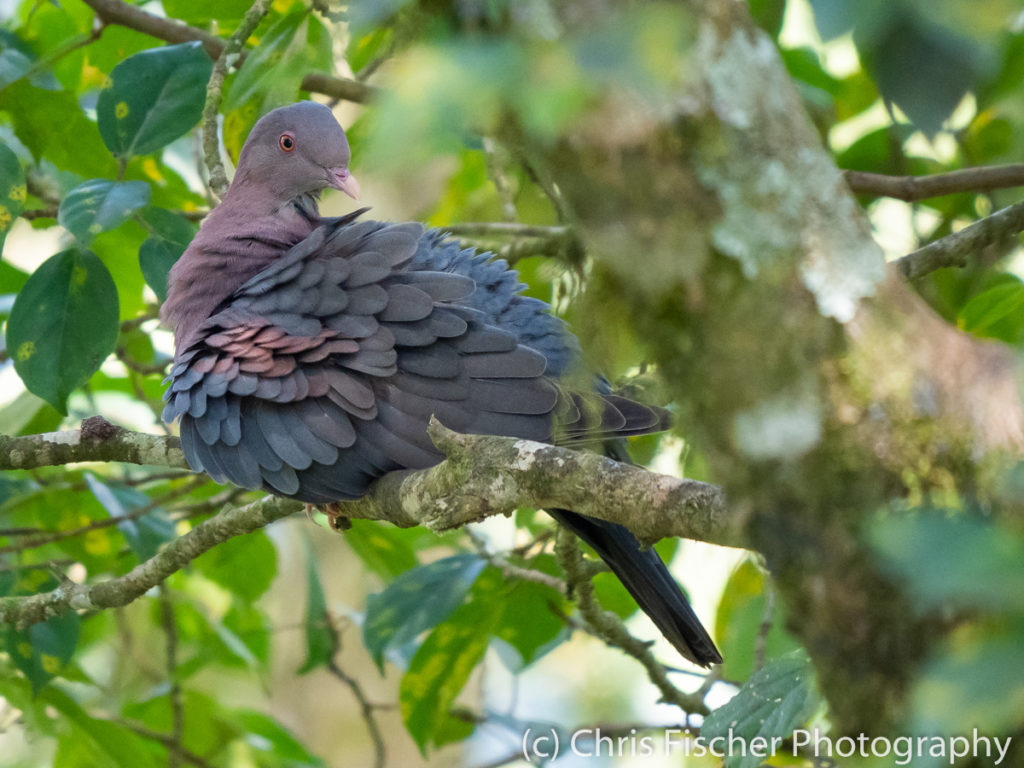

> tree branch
[845,164,1024,202]
[81,0,375,104]
[0,418,734,627]
[894,199,1024,279]
[201,0,273,199]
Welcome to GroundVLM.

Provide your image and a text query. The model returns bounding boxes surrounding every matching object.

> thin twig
[894,199,1024,279]
[327,625,386,768]
[465,529,567,592]
[554,527,707,715]
[119,721,220,768]
[159,584,185,768]
[202,0,273,199]
[845,164,1024,202]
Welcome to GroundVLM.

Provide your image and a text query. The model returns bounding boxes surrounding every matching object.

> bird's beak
[328,167,361,200]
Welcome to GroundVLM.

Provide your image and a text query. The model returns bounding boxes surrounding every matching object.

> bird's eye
[279,134,295,152]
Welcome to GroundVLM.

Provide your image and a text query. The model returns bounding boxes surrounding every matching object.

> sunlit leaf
[233,710,326,766]
[196,530,278,602]
[58,179,151,245]
[7,248,119,414]
[400,569,504,752]
[2,611,80,693]
[97,42,212,159]
[958,278,1024,344]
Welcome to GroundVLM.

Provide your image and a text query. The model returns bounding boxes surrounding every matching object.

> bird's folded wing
[164,218,575,502]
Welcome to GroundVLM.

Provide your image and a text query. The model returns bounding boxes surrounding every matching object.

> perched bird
[161,101,722,667]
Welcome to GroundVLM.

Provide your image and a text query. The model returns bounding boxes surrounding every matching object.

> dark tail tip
[550,509,722,667]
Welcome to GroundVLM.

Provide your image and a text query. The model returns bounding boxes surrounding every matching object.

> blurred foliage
[0,0,1021,765]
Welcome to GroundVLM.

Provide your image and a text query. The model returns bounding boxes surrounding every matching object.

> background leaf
[7,248,119,413]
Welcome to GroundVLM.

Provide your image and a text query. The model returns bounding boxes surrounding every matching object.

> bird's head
[231,101,360,203]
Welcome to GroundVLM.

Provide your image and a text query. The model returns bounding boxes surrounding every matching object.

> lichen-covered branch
[894,199,1024,279]
[81,0,375,104]
[1,418,735,548]
[342,419,737,548]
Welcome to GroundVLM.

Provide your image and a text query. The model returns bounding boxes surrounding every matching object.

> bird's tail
[549,508,723,667]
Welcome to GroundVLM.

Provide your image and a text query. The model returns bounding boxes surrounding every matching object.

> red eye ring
[279,133,295,152]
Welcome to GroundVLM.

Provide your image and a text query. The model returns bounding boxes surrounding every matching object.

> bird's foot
[304,502,352,531]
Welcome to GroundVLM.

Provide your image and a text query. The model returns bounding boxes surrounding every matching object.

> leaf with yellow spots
[1,602,80,693]
[7,248,119,414]
[0,141,25,252]
[97,42,212,159]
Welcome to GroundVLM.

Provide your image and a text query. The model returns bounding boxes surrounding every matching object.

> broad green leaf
[343,518,419,579]
[400,576,504,753]
[58,179,151,245]
[225,11,333,114]
[45,686,162,768]
[715,558,800,682]
[0,141,26,252]
[2,610,79,693]
[196,529,278,602]
[7,249,119,414]
[233,710,326,766]
[363,554,486,672]
[702,651,819,768]
[97,42,212,159]
[84,474,176,561]
[298,540,332,674]
[491,574,567,667]
[958,279,1024,343]
[137,207,195,301]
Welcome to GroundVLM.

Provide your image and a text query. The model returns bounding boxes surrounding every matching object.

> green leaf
[491,575,567,667]
[0,141,26,252]
[137,207,195,301]
[233,710,326,767]
[702,651,819,768]
[97,42,212,159]
[195,530,278,602]
[45,685,162,768]
[225,11,333,114]
[83,474,176,561]
[162,0,256,28]
[958,279,1024,343]
[343,519,419,579]
[363,554,485,672]
[714,558,800,682]
[298,540,332,674]
[400,576,504,753]
[58,179,151,245]
[7,248,119,414]
[3,611,80,693]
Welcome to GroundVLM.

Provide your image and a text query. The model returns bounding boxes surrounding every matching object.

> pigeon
[161,101,722,667]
